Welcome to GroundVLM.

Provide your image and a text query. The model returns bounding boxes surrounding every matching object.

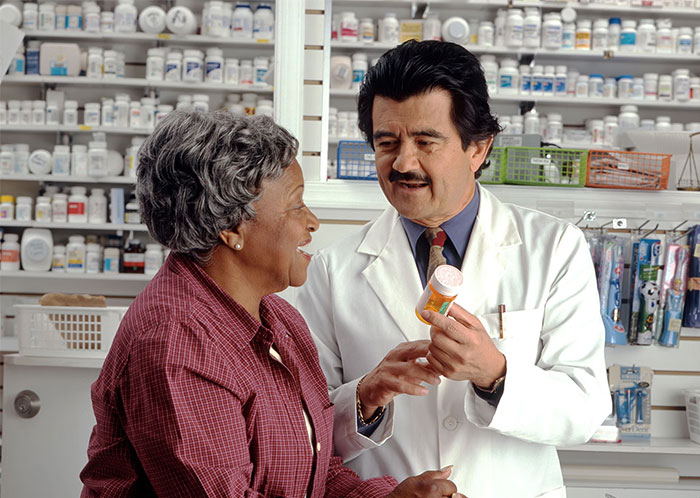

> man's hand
[358,340,441,420]
[385,467,465,498]
[421,304,506,390]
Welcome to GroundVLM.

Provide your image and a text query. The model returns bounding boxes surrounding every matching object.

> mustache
[388,170,431,184]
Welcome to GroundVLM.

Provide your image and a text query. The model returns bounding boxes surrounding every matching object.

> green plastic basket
[504,147,588,187]
[478,146,506,184]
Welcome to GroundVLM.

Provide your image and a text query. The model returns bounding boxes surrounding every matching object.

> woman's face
[238,160,319,293]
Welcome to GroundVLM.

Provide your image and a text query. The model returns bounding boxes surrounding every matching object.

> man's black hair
[357,40,501,179]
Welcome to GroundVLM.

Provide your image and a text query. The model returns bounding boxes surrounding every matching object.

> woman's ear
[219,229,244,251]
[469,136,495,173]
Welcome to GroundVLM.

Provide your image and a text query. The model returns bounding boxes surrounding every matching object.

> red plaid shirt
[80,253,397,497]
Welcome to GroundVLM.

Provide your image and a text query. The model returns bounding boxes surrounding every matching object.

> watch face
[25,239,50,262]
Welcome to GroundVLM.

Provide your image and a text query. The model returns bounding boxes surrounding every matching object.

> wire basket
[504,147,588,187]
[586,150,671,190]
[337,140,377,180]
[479,146,506,184]
[15,304,128,358]
[685,388,700,445]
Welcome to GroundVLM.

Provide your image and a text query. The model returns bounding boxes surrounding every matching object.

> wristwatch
[477,374,506,394]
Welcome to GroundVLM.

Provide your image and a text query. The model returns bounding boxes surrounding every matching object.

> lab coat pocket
[477,308,544,365]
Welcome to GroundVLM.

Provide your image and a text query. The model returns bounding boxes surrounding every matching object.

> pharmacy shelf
[0,270,151,282]
[0,220,148,232]
[558,438,700,455]
[331,41,700,63]
[20,30,275,48]
[1,75,274,94]
[0,125,151,136]
[328,136,613,149]
[0,174,136,184]
[329,89,700,109]
[333,0,700,18]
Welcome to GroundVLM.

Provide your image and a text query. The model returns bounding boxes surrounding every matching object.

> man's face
[371,89,491,227]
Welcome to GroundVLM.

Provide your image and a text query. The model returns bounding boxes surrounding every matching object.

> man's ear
[469,136,495,173]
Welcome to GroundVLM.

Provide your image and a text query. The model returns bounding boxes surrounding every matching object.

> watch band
[477,374,506,394]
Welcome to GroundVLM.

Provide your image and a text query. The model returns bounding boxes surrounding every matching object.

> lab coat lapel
[359,208,427,342]
[459,185,522,314]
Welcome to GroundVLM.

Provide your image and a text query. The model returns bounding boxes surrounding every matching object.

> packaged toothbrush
[608,365,652,439]
[600,238,627,345]
[683,226,700,328]
[656,244,690,347]
[630,238,662,345]
[627,241,640,342]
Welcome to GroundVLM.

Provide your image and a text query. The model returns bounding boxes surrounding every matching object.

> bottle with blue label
[26,41,40,75]
[620,20,637,52]
[498,59,519,95]
[253,3,274,42]
[10,47,25,75]
[520,65,531,95]
[351,53,368,91]
[531,65,544,96]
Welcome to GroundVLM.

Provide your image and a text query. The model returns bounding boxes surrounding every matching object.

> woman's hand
[385,467,466,498]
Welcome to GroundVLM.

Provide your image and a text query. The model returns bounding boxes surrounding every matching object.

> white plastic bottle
[494,9,506,47]
[66,235,86,273]
[145,244,164,275]
[253,56,269,85]
[52,145,71,175]
[523,8,541,49]
[192,94,210,113]
[607,18,621,50]
[674,69,691,102]
[360,17,375,43]
[225,58,239,84]
[421,14,440,42]
[575,20,592,50]
[505,9,524,48]
[677,27,693,54]
[87,47,103,79]
[643,73,658,100]
[543,65,555,95]
[101,99,114,127]
[588,74,604,98]
[88,141,108,177]
[16,196,33,222]
[555,65,567,96]
[52,245,66,272]
[637,19,656,53]
[34,196,51,222]
[480,55,498,95]
[575,75,589,98]
[140,98,156,129]
[592,19,608,50]
[253,3,274,42]
[68,187,88,223]
[520,65,531,95]
[182,50,204,83]
[655,19,673,54]
[379,12,399,44]
[232,3,254,39]
[0,233,20,271]
[546,113,563,143]
[603,78,617,98]
[340,11,358,42]
[658,74,673,101]
[114,0,138,33]
[510,115,524,135]
[13,144,29,174]
[23,3,38,30]
[694,27,700,55]
[205,48,224,84]
[240,60,253,85]
[478,21,494,47]
[542,13,563,50]
[38,3,55,31]
[352,53,368,91]
[618,105,640,130]
[524,109,540,135]
[562,22,576,49]
[84,2,100,32]
[63,100,78,125]
[88,188,108,224]
[85,243,102,273]
[498,59,519,95]
[84,102,101,126]
[619,20,637,52]
[71,145,88,177]
[145,48,165,81]
[52,193,68,222]
[32,100,46,125]
[604,116,619,147]
[531,65,544,96]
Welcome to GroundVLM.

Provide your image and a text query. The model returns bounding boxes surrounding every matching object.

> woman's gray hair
[136,110,299,265]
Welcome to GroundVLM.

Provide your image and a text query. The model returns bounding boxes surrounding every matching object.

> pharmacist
[298,40,611,498]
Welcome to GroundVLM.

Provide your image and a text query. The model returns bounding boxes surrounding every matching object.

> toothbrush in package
[632,239,662,345]
[683,226,700,328]
[657,244,690,347]
[601,238,627,345]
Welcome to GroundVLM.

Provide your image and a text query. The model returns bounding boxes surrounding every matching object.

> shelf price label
[157,33,171,40]
[79,125,92,131]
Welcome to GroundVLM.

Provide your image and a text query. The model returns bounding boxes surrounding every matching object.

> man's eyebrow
[373,129,448,140]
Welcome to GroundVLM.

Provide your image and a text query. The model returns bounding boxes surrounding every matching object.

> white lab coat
[297,185,611,498]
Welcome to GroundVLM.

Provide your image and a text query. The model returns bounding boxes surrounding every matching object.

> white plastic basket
[15,304,129,358]
[685,388,700,445]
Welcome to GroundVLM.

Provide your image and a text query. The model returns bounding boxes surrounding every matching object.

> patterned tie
[424,227,447,282]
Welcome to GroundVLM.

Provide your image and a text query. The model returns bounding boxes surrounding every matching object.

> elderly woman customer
[79,111,460,498]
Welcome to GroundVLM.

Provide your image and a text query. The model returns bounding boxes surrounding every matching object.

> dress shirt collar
[399,184,481,261]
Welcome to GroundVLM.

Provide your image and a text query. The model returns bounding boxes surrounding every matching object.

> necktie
[424,227,447,282]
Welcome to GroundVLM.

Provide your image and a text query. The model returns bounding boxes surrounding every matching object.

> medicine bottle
[542,13,562,50]
[34,196,52,222]
[562,22,576,49]
[103,247,120,273]
[531,65,544,96]
[155,104,174,124]
[68,186,88,223]
[677,27,693,53]
[617,75,634,99]
[575,20,591,50]
[86,243,102,273]
[192,94,210,113]
[87,47,103,79]
[0,146,13,175]
[360,17,375,43]
[52,145,71,175]
[146,48,165,81]
[63,100,78,126]
[643,73,658,100]
[84,102,101,126]
[656,116,672,131]
[575,75,589,98]
[607,18,621,50]
[140,98,156,129]
[520,65,531,95]
[523,8,541,49]
[0,195,15,220]
[555,65,567,96]
[340,11,358,42]
[256,99,273,117]
[16,196,33,222]
[205,48,224,83]
[636,19,656,53]
[631,78,644,100]
[546,113,563,144]
[505,9,524,48]
[240,59,254,85]
[691,77,700,102]
[125,199,140,223]
[39,3,55,31]
[543,65,555,95]
[232,3,254,39]
[674,69,691,102]
[351,53,368,91]
[604,116,619,147]
[656,19,673,53]
[618,105,640,130]
[415,265,463,325]
[52,245,66,272]
[165,51,182,82]
[442,17,470,45]
[101,98,114,127]
[84,2,100,32]
[480,55,498,95]
[523,109,540,135]
[603,78,616,98]
[20,101,32,125]
[592,19,608,50]
[55,5,67,30]
[619,20,637,52]
[88,188,108,224]
[101,11,114,31]
[225,58,239,84]
[32,100,46,125]
[123,238,145,273]
[253,56,269,85]
[145,244,164,275]
[26,41,40,75]
[71,145,88,177]
[498,59,519,95]
[52,193,68,222]
[183,50,204,82]
[588,74,604,98]
[12,144,28,174]
[23,3,38,30]
[379,12,400,44]
[88,141,108,177]
[46,102,59,125]
[129,100,141,128]
[253,3,274,42]
[510,115,524,135]
[658,74,673,101]
[478,21,494,46]
[422,14,441,42]
[115,0,138,33]
[66,235,86,273]
[0,233,20,271]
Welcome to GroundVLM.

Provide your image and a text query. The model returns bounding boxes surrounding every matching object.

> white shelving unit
[0,270,151,281]
[0,221,147,231]
[1,173,136,184]
[1,125,151,136]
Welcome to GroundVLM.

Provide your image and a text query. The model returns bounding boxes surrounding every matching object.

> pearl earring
[234,244,242,250]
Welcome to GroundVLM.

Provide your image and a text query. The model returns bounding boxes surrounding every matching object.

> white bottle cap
[430,265,464,296]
